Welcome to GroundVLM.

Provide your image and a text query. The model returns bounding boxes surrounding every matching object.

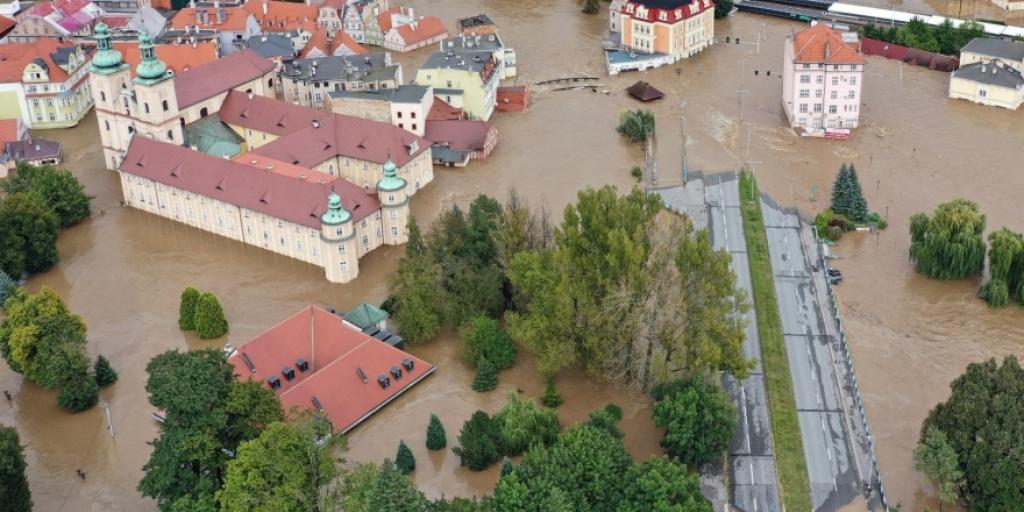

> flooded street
[1,1,1022,510]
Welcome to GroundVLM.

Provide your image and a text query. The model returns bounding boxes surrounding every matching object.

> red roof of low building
[427,96,465,121]
[300,26,366,58]
[792,23,865,65]
[170,7,253,31]
[425,119,493,151]
[28,0,93,17]
[394,16,446,46]
[242,0,318,32]
[120,136,381,227]
[0,16,14,39]
[0,119,22,144]
[219,90,430,167]
[0,38,80,83]
[115,41,218,77]
[621,0,714,23]
[228,305,435,433]
[376,5,405,33]
[173,49,276,108]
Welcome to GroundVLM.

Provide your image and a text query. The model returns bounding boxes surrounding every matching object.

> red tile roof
[0,16,14,39]
[621,0,714,23]
[425,119,493,151]
[376,5,405,33]
[792,23,865,65]
[219,90,430,167]
[300,25,366,58]
[427,97,465,121]
[173,50,276,108]
[28,0,93,17]
[0,119,22,144]
[394,16,446,46]
[120,136,381,227]
[228,305,435,433]
[115,41,218,77]
[242,0,318,32]
[170,7,253,31]
[0,38,80,83]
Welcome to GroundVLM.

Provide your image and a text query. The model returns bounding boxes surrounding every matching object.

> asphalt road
[760,200,863,511]
[705,173,781,512]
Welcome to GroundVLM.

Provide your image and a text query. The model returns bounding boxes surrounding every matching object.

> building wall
[948,76,1023,109]
[783,37,864,132]
[311,146,432,191]
[415,67,495,121]
[616,6,714,62]
[281,72,400,109]
[383,29,446,52]
[960,51,1024,74]
[119,169,401,282]
[327,95,392,123]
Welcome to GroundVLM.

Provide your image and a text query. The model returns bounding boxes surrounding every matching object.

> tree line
[388,187,750,392]
[861,18,986,56]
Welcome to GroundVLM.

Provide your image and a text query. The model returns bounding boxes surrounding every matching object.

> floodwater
[2,1,1022,510]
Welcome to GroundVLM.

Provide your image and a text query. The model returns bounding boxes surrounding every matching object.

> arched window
[104,120,110,131]
[162,100,169,111]
[200,107,209,118]
[179,117,185,127]
[167,130,174,140]
[100,91,106,102]
[144,103,150,114]
[268,78,273,88]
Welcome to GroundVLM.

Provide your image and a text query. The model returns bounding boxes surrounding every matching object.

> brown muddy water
[2,1,1022,510]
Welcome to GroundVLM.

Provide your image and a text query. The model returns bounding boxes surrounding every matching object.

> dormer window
[659,11,667,21]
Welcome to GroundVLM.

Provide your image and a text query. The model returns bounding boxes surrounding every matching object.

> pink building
[782,23,865,137]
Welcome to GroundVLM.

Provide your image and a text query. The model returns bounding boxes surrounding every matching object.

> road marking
[753,497,758,512]
[817,392,822,405]
[833,478,838,492]
[821,417,827,432]
[741,386,751,453]
[750,463,755,483]
[827,445,832,461]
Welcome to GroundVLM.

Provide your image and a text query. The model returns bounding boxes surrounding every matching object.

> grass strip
[738,170,812,512]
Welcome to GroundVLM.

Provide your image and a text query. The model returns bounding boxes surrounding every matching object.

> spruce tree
[395,440,416,475]
[541,378,563,408]
[471,360,498,392]
[500,456,514,478]
[846,165,869,222]
[94,355,118,387]
[178,287,200,331]
[193,292,228,339]
[0,270,15,307]
[426,414,447,450]
[0,425,32,512]
[830,164,851,214]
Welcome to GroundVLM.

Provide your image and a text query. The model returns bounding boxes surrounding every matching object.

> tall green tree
[909,199,986,280]
[494,392,560,456]
[395,440,416,475]
[178,287,200,330]
[426,414,447,451]
[920,356,1024,511]
[193,292,228,339]
[3,162,92,227]
[472,360,498,392]
[914,426,963,511]
[452,410,502,471]
[390,217,442,343]
[830,163,868,222]
[364,459,432,512]
[620,456,713,512]
[94,354,118,387]
[139,349,283,511]
[0,425,32,512]
[340,463,379,512]
[0,192,60,277]
[616,110,655,143]
[714,0,734,17]
[218,417,344,512]
[460,316,517,370]
[979,228,1024,307]
[57,374,99,412]
[652,378,736,465]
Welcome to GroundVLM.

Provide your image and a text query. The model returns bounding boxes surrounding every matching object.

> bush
[494,392,561,455]
[541,379,563,408]
[588,406,625,439]
[714,0,734,17]
[395,440,416,475]
[616,110,655,143]
[652,378,736,465]
[0,425,32,511]
[460,316,517,370]
[630,166,643,181]
[178,287,200,331]
[472,360,498,392]
[426,414,447,450]
[94,355,118,387]
[452,410,501,471]
[193,292,228,339]
[814,209,852,242]
[500,456,514,478]
[58,374,99,412]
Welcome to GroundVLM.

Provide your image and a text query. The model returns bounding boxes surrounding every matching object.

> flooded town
[0,0,1022,511]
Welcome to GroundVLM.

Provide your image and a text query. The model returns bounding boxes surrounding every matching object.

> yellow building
[415,49,499,121]
[949,38,1024,110]
[614,0,715,60]
[0,37,93,129]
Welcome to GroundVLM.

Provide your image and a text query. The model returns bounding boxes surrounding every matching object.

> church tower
[377,160,409,246]
[88,22,131,170]
[132,31,182,146]
[320,193,359,283]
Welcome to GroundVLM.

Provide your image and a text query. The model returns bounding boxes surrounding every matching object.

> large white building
[782,23,865,137]
[948,37,1024,110]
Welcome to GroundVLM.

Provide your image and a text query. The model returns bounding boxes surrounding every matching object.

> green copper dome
[134,31,168,83]
[321,193,352,225]
[377,160,406,192]
[90,22,126,72]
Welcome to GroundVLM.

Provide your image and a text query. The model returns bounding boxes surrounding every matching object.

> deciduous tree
[0,425,32,512]
[909,199,986,280]
[0,192,60,277]
[494,392,560,455]
[914,426,962,511]
[0,270,15,306]
[3,162,92,227]
[620,456,713,512]
[460,316,517,370]
[652,378,736,465]
[390,217,442,343]
[979,228,1024,307]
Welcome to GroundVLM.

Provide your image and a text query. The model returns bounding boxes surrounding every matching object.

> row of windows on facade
[798,88,856,100]
[797,103,858,114]
[801,63,860,71]
[799,75,857,85]
[798,118,857,129]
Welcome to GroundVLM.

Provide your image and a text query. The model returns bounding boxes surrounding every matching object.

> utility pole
[103,401,115,437]
[737,61,748,121]
[680,100,688,183]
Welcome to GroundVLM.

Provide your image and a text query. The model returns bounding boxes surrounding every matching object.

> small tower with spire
[377,159,409,246]
[89,22,133,170]
[132,31,179,133]
[320,192,359,283]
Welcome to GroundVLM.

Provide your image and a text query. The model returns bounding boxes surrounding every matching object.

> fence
[811,225,890,511]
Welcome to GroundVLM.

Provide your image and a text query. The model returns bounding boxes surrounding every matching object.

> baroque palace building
[87,22,433,283]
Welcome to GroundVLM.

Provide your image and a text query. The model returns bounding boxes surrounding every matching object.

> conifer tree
[395,440,416,475]
[94,355,118,387]
[846,165,869,222]
[830,163,851,213]
[500,456,514,478]
[426,414,447,450]
[178,287,200,331]
[471,360,498,392]
[193,292,228,339]
[541,378,563,408]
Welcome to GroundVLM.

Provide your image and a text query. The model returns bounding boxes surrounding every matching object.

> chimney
[312,119,321,128]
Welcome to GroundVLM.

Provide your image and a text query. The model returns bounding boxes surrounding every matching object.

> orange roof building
[299,25,366,58]
[0,37,93,129]
[227,305,435,433]
[382,15,446,52]
[242,0,318,33]
[114,40,218,77]
[782,23,866,136]
[169,7,260,44]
